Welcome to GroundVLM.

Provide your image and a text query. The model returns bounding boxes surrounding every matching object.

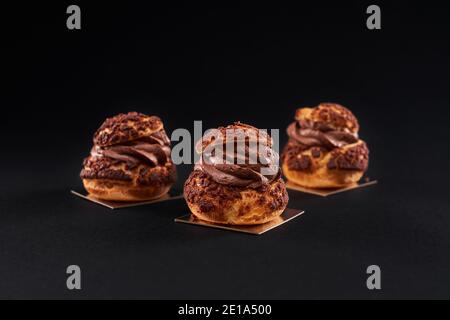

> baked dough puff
[282,103,369,188]
[80,112,176,201]
[184,122,288,225]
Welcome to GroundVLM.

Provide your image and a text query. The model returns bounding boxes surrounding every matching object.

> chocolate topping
[90,130,171,169]
[287,121,358,150]
[195,122,280,189]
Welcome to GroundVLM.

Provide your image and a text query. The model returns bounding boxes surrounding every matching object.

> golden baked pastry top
[94,112,164,147]
[295,103,359,134]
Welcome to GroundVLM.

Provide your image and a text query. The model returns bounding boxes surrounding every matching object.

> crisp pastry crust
[82,179,172,202]
[81,156,177,186]
[94,112,164,147]
[282,140,369,172]
[81,157,177,201]
[282,141,368,188]
[184,170,288,225]
[282,103,369,188]
[196,122,272,152]
[296,103,359,133]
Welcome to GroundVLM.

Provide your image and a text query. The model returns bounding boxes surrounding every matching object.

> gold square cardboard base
[175,208,304,235]
[71,190,183,209]
[286,179,377,197]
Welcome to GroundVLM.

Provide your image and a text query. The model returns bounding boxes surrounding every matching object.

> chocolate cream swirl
[287,119,358,149]
[90,130,171,168]
[195,125,280,189]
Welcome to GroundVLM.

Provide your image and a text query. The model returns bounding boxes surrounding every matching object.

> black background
[1,1,450,299]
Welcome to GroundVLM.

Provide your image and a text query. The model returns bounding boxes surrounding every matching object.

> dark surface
[1,1,450,299]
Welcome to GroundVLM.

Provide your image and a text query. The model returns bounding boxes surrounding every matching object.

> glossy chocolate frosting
[195,123,280,189]
[287,119,358,149]
[91,130,171,168]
